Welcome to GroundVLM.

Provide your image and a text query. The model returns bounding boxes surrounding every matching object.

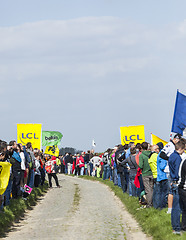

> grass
[0,182,48,236]
[79,176,186,240]
[72,183,80,212]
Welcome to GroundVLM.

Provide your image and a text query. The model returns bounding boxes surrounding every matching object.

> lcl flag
[171,90,186,137]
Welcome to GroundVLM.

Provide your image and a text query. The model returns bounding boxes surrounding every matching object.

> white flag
[92,139,96,147]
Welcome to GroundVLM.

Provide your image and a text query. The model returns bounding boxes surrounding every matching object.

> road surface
[2,175,151,240]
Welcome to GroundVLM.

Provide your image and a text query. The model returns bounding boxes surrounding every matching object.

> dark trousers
[121,169,129,193]
[34,175,41,187]
[48,173,59,187]
[12,171,21,199]
[154,179,169,209]
[61,164,65,174]
[40,168,45,185]
[179,188,186,231]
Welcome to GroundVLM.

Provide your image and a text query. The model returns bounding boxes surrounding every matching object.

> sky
[0,0,186,152]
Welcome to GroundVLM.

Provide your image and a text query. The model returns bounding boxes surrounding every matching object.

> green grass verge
[79,176,186,240]
[0,182,48,236]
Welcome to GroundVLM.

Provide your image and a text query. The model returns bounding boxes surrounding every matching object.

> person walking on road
[45,156,60,188]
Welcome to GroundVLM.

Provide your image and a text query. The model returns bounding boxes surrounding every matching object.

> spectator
[168,140,185,235]
[121,147,138,196]
[139,142,153,208]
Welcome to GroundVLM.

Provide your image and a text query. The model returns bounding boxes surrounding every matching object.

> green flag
[42,131,63,146]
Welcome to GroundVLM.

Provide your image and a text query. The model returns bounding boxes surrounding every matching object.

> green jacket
[139,150,152,177]
[148,152,158,179]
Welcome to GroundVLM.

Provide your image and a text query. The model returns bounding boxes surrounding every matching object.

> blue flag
[171,90,186,135]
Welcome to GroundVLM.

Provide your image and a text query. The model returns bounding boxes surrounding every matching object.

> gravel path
[1,175,151,240]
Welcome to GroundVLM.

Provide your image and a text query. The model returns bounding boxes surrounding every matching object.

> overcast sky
[0,1,186,151]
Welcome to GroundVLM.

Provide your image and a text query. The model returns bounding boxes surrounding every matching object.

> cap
[174,133,182,139]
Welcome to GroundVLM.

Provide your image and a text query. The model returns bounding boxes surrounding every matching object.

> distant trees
[59,147,83,156]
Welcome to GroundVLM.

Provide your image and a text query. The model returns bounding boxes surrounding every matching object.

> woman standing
[45,156,60,188]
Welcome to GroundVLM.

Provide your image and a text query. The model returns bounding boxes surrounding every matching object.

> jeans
[171,184,181,231]
[65,164,68,174]
[4,179,12,206]
[179,188,186,231]
[89,162,93,176]
[80,167,84,176]
[28,169,35,188]
[117,173,122,188]
[121,169,129,193]
[103,164,110,180]
[113,168,118,185]
[154,179,168,209]
[110,168,113,181]
[129,173,138,197]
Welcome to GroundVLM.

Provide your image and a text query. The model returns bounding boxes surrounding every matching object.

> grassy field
[80,176,186,240]
[0,182,48,236]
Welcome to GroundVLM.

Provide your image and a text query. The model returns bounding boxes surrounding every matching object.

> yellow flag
[0,162,11,195]
[120,125,145,145]
[44,145,59,157]
[151,133,168,147]
[17,123,42,149]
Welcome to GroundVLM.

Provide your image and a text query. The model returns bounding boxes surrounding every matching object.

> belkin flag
[171,90,186,136]
[42,131,63,146]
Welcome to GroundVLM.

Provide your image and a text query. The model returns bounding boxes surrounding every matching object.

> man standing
[169,140,185,234]
[139,142,153,208]
[9,140,22,198]
[160,133,182,213]
[26,142,35,188]
[178,140,186,232]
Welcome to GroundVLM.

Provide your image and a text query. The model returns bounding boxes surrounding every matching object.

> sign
[120,125,145,145]
[0,162,11,195]
[44,145,59,157]
[42,131,63,146]
[24,184,32,194]
[151,133,168,147]
[17,123,42,149]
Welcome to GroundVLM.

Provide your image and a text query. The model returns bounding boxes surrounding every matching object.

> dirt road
[2,175,151,240]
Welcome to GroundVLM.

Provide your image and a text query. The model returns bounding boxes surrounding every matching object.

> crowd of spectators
[59,134,186,235]
[0,134,186,235]
[0,140,46,209]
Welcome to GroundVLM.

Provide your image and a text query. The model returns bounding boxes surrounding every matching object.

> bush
[0,182,48,235]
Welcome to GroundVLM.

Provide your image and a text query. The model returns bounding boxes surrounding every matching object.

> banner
[0,162,11,195]
[44,145,59,157]
[151,133,168,147]
[171,90,186,136]
[120,125,145,145]
[42,131,63,146]
[17,123,42,149]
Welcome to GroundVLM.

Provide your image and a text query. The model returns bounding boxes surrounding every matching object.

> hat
[174,133,182,139]
[156,142,164,151]
[51,156,56,160]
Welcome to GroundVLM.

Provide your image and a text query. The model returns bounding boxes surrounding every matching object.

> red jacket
[76,156,84,168]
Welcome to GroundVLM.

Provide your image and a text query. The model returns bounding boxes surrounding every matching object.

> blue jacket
[168,150,182,181]
[157,152,168,182]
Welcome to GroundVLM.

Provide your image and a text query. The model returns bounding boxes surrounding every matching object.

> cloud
[0,17,186,150]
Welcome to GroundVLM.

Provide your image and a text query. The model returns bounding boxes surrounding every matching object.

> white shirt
[20,152,26,170]
[90,156,102,167]
[162,141,175,174]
